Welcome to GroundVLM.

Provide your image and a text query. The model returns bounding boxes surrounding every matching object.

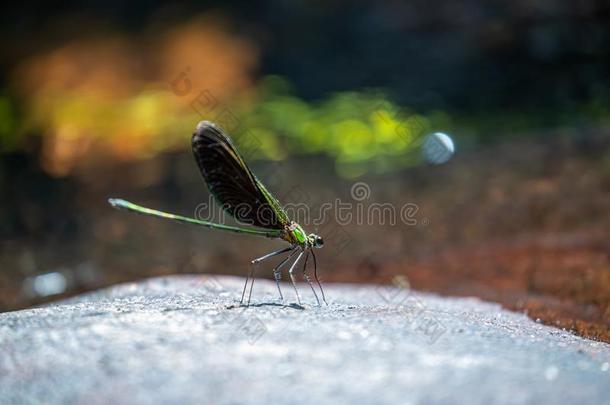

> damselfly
[109,121,326,306]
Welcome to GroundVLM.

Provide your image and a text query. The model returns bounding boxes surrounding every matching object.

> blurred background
[1,1,610,341]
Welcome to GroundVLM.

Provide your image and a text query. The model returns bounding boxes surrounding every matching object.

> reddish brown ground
[330,233,610,343]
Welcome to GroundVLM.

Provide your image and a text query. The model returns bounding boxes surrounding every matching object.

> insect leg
[288,250,306,306]
[311,250,328,305]
[241,246,293,306]
[272,248,300,302]
[301,250,321,306]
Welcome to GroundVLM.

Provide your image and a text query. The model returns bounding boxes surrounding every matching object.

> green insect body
[109,121,327,306]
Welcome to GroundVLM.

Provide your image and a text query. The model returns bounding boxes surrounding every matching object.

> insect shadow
[226,302,305,310]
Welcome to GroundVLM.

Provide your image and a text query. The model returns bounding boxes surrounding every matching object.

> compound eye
[316,236,324,247]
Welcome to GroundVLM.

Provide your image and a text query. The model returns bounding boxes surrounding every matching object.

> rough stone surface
[1,275,609,405]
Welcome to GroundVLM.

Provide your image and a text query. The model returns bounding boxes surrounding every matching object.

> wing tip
[195,120,216,132]
[193,120,222,145]
[192,120,235,153]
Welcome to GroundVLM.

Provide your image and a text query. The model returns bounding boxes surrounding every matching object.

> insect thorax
[283,221,309,246]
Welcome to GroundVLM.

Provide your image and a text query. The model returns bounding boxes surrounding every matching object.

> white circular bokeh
[422,132,455,164]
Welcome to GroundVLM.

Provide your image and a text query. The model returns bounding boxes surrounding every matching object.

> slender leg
[241,246,293,305]
[301,250,321,306]
[273,270,283,300]
[311,251,328,305]
[241,264,254,304]
[272,248,300,301]
[288,250,306,305]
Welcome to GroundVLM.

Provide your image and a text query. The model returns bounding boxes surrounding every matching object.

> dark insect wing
[255,178,291,225]
[192,121,289,230]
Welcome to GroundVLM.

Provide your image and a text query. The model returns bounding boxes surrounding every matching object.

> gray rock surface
[1,275,609,405]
